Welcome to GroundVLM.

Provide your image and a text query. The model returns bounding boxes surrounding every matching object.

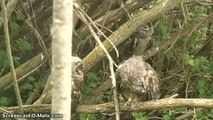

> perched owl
[117,56,160,106]
[71,56,84,113]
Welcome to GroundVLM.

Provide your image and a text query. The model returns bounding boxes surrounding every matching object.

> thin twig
[74,3,120,120]
[118,0,132,19]
[175,108,203,120]
[15,10,51,66]
[0,0,24,114]
[74,3,119,58]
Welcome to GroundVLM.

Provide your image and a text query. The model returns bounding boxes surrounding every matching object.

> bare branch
[76,98,213,113]
[175,108,203,120]
[3,98,213,114]
[1,0,23,114]
[74,3,120,120]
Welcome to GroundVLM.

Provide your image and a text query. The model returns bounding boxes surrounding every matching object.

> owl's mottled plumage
[116,24,159,105]
[117,56,160,105]
[71,57,84,113]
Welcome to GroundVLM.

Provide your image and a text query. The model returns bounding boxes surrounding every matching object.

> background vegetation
[0,0,212,119]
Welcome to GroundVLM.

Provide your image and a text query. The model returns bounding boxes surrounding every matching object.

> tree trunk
[51,0,73,119]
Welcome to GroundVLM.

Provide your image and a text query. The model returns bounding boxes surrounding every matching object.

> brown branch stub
[76,98,213,113]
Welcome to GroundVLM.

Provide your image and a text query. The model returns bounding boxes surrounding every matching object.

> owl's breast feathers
[117,56,160,102]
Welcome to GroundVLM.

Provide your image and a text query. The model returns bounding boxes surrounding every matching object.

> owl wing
[117,56,160,100]
[117,57,147,94]
[144,62,160,100]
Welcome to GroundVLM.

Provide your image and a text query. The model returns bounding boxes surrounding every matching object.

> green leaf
[154,21,167,40]
[0,50,10,70]
[165,50,175,59]
[0,50,21,70]
[20,83,34,91]
[17,38,32,52]
[0,50,8,67]
[0,96,13,106]
[132,112,148,120]
[11,21,20,32]
[27,76,35,81]
[82,85,92,96]
[198,56,209,63]
[90,82,97,88]
[197,79,206,97]
[188,59,195,67]
[13,56,21,66]
[86,72,100,81]
[207,62,213,74]
[80,114,97,120]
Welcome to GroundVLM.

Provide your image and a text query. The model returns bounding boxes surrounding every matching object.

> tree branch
[3,98,213,114]
[0,53,45,95]
[1,0,23,113]
[74,3,120,119]
[78,0,152,38]
[77,98,213,113]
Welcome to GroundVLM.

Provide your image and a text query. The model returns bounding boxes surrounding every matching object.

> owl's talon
[131,100,138,106]
[125,98,132,106]
[125,98,138,107]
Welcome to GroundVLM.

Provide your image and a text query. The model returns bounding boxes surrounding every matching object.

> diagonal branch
[0,53,45,94]
[82,0,180,73]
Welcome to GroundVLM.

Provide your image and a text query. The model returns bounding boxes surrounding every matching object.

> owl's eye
[76,62,83,69]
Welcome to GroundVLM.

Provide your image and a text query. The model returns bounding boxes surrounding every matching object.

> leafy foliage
[0,50,21,73]
[132,112,148,120]
[0,50,9,70]
[0,0,212,120]
[81,72,101,97]
[0,96,14,106]
[79,114,97,120]
[16,38,33,53]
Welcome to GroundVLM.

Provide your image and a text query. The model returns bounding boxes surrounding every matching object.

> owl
[117,56,160,106]
[71,56,84,113]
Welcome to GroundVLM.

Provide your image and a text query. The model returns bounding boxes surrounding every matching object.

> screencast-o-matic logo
[0,113,63,118]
